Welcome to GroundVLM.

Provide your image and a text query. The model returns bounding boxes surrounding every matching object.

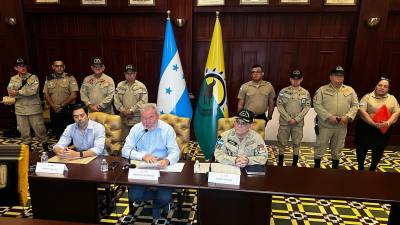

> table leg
[388,203,400,225]
[29,179,99,223]
[198,189,272,225]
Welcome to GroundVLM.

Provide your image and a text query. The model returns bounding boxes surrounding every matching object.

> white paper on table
[160,163,185,172]
[136,162,159,169]
[194,163,211,174]
[129,160,157,169]
[130,160,185,173]
[210,163,241,175]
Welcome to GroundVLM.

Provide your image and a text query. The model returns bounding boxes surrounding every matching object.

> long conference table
[28,153,400,225]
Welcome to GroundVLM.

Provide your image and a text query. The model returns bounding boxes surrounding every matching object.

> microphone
[124,128,148,170]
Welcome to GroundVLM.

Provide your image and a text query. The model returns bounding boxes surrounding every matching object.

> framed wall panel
[324,0,356,6]
[35,0,59,4]
[128,0,155,6]
[240,0,268,5]
[279,0,309,5]
[81,0,107,6]
[197,0,224,6]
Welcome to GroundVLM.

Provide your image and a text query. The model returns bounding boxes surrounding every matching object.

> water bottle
[40,152,48,163]
[194,160,200,173]
[100,159,108,173]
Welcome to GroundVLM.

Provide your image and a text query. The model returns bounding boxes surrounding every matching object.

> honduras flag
[157,17,193,119]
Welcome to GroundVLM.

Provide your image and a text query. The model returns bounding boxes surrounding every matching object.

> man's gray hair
[140,103,160,115]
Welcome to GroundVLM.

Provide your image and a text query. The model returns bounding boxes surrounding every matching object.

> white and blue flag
[157,17,193,119]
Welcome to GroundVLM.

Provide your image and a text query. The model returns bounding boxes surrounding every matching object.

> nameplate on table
[128,168,160,181]
[208,172,240,186]
[36,162,68,175]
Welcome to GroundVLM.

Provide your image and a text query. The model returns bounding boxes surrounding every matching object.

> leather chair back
[217,117,265,138]
[159,114,190,157]
[88,112,124,155]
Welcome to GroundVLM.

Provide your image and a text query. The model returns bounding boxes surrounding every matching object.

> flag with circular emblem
[194,13,228,160]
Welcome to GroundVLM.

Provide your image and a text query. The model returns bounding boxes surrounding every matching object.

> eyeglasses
[380,77,391,82]
[53,65,64,68]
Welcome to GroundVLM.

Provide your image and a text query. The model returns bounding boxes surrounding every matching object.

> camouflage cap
[330,66,344,76]
[289,69,302,79]
[125,65,137,73]
[15,58,27,67]
[92,57,104,66]
[236,109,254,123]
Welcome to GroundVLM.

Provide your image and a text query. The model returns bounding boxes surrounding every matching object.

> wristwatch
[80,151,84,158]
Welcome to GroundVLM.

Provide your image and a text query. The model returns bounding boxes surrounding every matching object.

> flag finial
[167,10,171,20]
[216,11,220,18]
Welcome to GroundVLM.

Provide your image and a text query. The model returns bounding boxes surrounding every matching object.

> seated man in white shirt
[121,103,180,224]
[53,104,107,158]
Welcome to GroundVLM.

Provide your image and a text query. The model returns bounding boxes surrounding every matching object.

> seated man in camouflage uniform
[214,109,268,167]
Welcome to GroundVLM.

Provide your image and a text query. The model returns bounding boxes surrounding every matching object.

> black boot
[332,159,339,169]
[369,163,377,171]
[314,158,321,168]
[42,142,49,152]
[369,157,380,171]
[357,161,364,171]
[292,155,299,167]
[278,154,284,166]
[28,143,34,152]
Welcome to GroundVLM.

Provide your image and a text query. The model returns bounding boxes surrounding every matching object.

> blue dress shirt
[53,120,107,155]
[121,120,180,165]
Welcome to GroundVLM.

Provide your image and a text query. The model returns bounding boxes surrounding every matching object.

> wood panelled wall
[193,12,356,115]
[1,0,400,144]
[382,13,400,95]
[0,0,28,128]
[28,13,165,102]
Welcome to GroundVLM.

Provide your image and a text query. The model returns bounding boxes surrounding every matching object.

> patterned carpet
[0,134,399,225]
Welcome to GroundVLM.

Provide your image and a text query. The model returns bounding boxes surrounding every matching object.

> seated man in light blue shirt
[53,104,107,158]
[121,103,180,223]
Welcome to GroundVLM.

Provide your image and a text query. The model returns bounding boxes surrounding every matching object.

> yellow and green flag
[194,13,228,160]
